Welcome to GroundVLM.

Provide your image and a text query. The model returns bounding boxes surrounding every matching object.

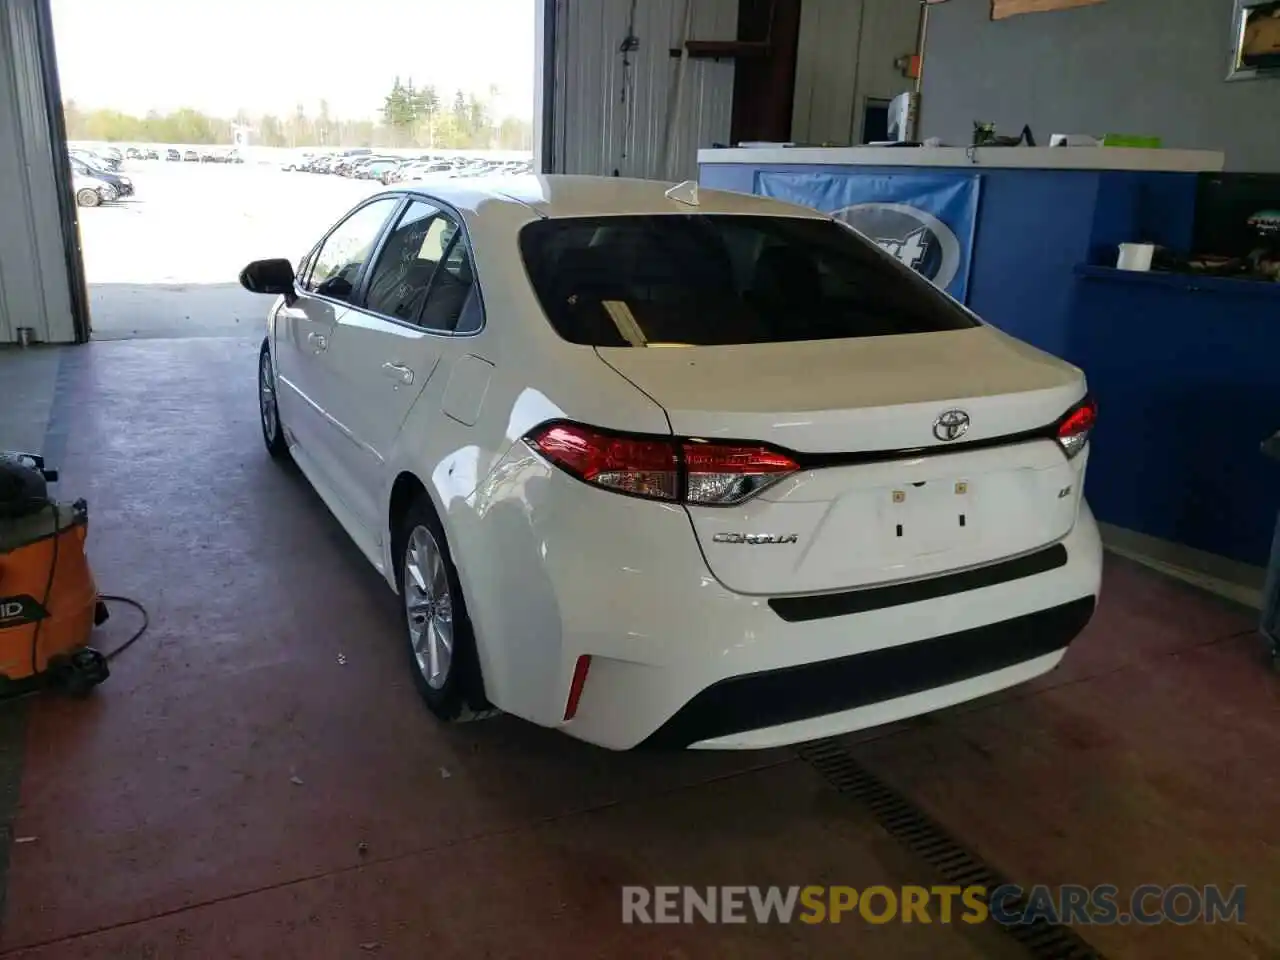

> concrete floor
[0,338,1276,959]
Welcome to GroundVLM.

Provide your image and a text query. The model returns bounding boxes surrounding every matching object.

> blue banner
[755,171,982,302]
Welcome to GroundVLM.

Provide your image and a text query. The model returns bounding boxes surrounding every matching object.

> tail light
[1055,396,1096,459]
[525,422,798,506]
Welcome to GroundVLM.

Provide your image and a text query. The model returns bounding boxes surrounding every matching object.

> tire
[394,496,490,722]
[258,340,289,459]
[76,188,101,208]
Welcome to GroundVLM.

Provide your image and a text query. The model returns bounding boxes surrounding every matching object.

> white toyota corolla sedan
[240,175,1102,750]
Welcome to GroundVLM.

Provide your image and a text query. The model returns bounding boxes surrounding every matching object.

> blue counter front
[700,149,1280,566]
[1068,267,1280,565]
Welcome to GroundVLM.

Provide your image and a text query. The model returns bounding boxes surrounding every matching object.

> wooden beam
[992,0,1105,20]
[669,40,773,60]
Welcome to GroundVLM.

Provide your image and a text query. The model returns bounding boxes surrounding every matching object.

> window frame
[296,194,405,307]
[1229,0,1280,81]
[345,190,487,338]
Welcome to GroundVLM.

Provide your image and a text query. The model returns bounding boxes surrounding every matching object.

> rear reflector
[1055,396,1097,459]
[526,422,798,506]
[564,655,592,721]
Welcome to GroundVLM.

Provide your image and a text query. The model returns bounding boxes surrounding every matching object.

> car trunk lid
[597,327,1089,595]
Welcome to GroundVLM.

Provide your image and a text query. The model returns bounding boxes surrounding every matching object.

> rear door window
[360,201,478,332]
[361,200,444,322]
[519,215,979,347]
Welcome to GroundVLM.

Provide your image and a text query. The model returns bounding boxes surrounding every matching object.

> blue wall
[1070,269,1280,565]
[701,160,1280,565]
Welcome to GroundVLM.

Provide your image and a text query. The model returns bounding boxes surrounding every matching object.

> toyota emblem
[932,409,970,442]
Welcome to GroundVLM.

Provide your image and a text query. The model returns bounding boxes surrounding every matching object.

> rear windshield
[519,215,978,347]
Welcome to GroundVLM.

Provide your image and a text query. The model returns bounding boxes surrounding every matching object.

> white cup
[1117,243,1155,272]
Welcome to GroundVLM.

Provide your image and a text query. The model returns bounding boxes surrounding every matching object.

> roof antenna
[664,180,699,207]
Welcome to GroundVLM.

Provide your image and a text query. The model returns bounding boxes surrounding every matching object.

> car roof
[392,174,827,222]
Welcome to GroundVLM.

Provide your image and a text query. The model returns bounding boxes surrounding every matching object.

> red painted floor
[1,339,1277,959]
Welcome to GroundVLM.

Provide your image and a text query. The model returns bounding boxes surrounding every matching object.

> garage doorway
[47,0,537,341]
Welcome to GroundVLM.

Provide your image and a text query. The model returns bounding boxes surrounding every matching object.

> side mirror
[239,258,296,302]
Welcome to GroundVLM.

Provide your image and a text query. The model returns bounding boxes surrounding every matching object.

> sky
[50,0,536,121]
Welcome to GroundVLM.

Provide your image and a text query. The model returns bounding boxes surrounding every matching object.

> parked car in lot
[125,147,142,160]
[336,154,392,177]
[387,159,452,183]
[70,147,120,172]
[281,153,308,171]
[72,171,115,207]
[68,155,133,197]
[145,148,160,160]
[240,176,1102,750]
[183,149,200,162]
[357,159,401,182]
[166,148,181,161]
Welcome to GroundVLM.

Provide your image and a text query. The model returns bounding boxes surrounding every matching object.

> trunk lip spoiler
[788,421,1062,470]
[707,394,1094,469]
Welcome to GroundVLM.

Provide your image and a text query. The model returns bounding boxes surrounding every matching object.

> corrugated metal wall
[550,0,738,181]
[791,0,920,145]
[0,0,76,344]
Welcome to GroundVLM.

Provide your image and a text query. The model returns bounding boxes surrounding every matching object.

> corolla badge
[834,202,963,290]
[712,533,799,545]
[932,409,970,442]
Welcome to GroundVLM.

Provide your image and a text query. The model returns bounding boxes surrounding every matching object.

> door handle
[382,362,414,386]
[307,331,328,352]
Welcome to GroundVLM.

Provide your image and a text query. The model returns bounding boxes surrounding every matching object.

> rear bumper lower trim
[639,596,1096,749]
[769,543,1069,622]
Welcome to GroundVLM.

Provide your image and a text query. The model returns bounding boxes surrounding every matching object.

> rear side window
[519,215,979,346]
[362,200,478,332]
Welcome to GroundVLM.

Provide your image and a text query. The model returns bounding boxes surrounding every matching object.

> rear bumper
[641,596,1093,748]
[457,449,1104,751]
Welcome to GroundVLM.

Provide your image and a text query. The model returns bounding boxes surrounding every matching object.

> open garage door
[0,0,89,345]
[12,0,539,344]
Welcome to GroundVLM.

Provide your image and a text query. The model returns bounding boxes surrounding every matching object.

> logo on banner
[833,202,963,291]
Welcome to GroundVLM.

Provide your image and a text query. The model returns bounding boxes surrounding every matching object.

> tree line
[62,82,532,151]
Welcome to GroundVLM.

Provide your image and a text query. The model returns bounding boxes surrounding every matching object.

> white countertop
[697,146,1226,173]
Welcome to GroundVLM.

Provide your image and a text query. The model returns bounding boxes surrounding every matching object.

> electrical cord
[96,594,149,661]
[28,505,61,675]
[27,511,149,673]
[25,506,149,671]
[2,593,150,705]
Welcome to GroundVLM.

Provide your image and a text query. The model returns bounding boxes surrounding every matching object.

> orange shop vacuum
[0,452,110,697]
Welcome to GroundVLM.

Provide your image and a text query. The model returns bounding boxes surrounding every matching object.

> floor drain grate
[797,738,1104,960]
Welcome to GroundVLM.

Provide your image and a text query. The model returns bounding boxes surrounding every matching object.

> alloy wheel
[259,350,278,440]
[404,525,454,690]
